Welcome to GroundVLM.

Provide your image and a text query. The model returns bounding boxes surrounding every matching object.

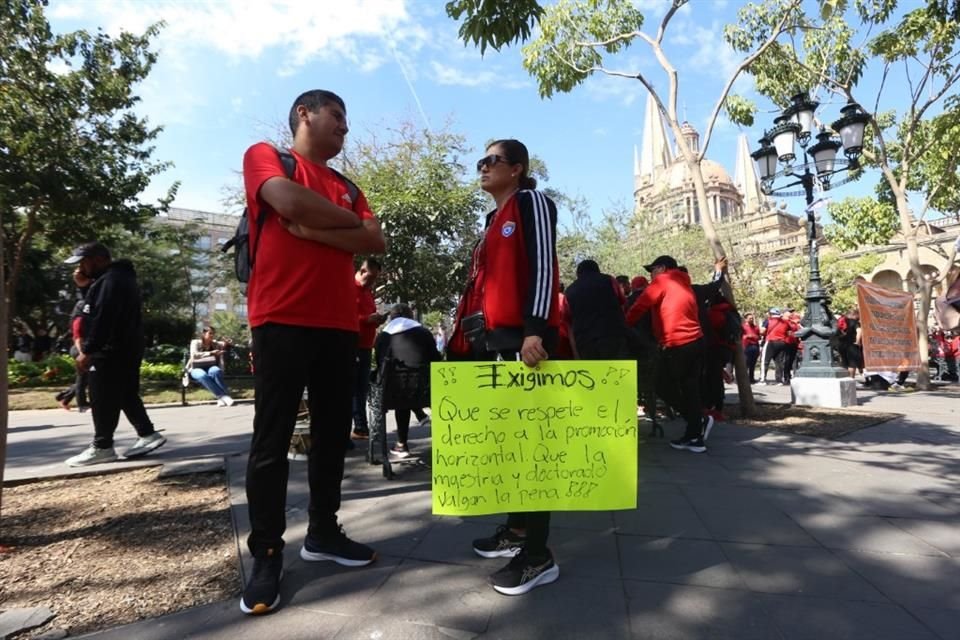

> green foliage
[8,354,75,387]
[139,362,181,381]
[144,343,186,365]
[208,310,249,346]
[725,95,757,128]
[521,0,645,99]
[730,249,882,318]
[341,121,486,313]
[0,2,177,316]
[445,0,545,54]
[824,197,899,251]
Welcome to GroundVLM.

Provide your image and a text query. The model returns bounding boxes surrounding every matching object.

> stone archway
[871,269,903,292]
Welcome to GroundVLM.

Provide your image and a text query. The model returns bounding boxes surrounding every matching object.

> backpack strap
[249,149,297,272]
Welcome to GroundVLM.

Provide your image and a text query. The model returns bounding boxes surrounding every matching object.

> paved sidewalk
[7,385,960,639]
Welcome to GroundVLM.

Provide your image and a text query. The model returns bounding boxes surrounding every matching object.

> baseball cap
[630,275,649,289]
[768,307,782,316]
[643,255,678,272]
[63,242,111,265]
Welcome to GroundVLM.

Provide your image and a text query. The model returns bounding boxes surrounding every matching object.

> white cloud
[50,0,418,73]
[429,61,528,90]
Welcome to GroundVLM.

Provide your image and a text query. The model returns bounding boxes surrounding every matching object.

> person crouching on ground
[448,138,562,595]
[188,326,235,406]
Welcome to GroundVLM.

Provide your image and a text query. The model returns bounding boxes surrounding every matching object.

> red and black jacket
[449,190,561,354]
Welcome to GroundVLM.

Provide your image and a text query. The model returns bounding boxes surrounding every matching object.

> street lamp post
[751,93,870,405]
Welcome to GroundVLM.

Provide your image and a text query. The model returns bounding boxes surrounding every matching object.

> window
[215,303,227,311]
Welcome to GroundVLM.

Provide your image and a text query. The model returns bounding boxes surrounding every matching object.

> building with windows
[156,207,246,325]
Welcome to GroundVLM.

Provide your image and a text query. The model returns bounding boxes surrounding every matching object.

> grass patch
[8,378,255,411]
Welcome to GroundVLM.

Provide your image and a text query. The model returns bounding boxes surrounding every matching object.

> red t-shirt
[742,321,760,347]
[242,143,375,330]
[356,279,378,349]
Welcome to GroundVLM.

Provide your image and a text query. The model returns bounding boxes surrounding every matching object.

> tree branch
[701,0,801,158]
[657,0,685,45]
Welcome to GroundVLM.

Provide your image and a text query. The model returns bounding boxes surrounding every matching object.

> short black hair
[389,303,413,320]
[363,256,382,271]
[289,90,346,136]
[615,275,629,285]
[577,260,601,276]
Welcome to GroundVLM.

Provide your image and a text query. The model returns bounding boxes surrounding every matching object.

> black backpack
[721,307,744,345]
[222,148,360,283]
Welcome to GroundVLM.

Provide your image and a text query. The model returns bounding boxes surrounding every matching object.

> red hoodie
[626,268,702,348]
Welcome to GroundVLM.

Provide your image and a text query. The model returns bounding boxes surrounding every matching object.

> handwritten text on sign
[430,361,638,516]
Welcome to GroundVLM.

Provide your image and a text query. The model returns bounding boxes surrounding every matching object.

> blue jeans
[190,366,229,399]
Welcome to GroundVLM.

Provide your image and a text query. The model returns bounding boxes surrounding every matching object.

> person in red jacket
[742,312,761,383]
[449,139,561,596]
[762,308,792,385]
[703,294,737,417]
[626,255,712,453]
[351,257,385,440]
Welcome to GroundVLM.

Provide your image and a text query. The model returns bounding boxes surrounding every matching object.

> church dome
[651,159,736,194]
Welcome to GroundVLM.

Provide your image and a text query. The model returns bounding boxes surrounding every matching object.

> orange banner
[856,281,921,371]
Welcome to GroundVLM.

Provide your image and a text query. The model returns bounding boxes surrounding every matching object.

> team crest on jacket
[501,221,516,237]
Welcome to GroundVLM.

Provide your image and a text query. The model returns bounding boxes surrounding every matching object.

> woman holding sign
[448,139,562,595]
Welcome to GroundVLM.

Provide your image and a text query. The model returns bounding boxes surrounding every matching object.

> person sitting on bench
[188,326,234,406]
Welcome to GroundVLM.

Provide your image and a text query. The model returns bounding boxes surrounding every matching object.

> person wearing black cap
[63,242,166,467]
[626,255,712,453]
[564,259,629,359]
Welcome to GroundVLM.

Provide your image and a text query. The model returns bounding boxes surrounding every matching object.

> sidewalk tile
[720,542,889,602]
[619,536,746,589]
[614,486,711,539]
[887,518,960,557]
[486,575,629,640]
[834,550,960,611]
[623,581,782,640]
[756,593,940,640]
[786,513,948,556]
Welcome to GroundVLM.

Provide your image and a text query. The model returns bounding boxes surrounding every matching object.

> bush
[144,343,187,365]
[8,355,76,388]
[140,362,181,381]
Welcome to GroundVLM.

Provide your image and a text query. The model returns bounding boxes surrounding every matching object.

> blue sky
[47,0,902,226]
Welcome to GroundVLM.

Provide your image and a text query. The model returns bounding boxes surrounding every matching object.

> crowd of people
[45,88,959,620]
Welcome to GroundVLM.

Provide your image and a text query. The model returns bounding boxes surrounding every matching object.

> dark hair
[289,90,346,136]
[389,303,413,320]
[577,259,601,276]
[363,256,382,271]
[615,275,629,285]
[202,326,215,333]
[678,266,689,273]
[488,139,537,190]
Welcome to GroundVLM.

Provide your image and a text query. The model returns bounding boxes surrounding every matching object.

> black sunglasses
[476,154,510,172]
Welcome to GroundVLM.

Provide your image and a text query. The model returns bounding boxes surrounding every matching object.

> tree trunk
[0,203,9,521]
[669,130,756,416]
[7,207,39,321]
[894,189,932,389]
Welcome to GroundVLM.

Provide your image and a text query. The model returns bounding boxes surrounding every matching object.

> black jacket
[81,260,144,359]
[564,271,628,359]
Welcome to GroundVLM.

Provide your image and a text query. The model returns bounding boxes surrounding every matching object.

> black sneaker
[669,436,707,453]
[702,415,715,442]
[489,549,560,595]
[240,548,283,615]
[300,527,377,567]
[473,525,526,559]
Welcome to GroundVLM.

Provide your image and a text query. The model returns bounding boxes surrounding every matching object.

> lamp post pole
[751,93,870,402]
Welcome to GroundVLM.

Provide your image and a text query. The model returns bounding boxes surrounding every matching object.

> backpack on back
[221,147,360,283]
[722,307,744,345]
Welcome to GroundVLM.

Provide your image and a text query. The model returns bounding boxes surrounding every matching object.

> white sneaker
[123,432,167,459]
[222,395,235,407]
[217,397,227,407]
[66,445,118,467]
